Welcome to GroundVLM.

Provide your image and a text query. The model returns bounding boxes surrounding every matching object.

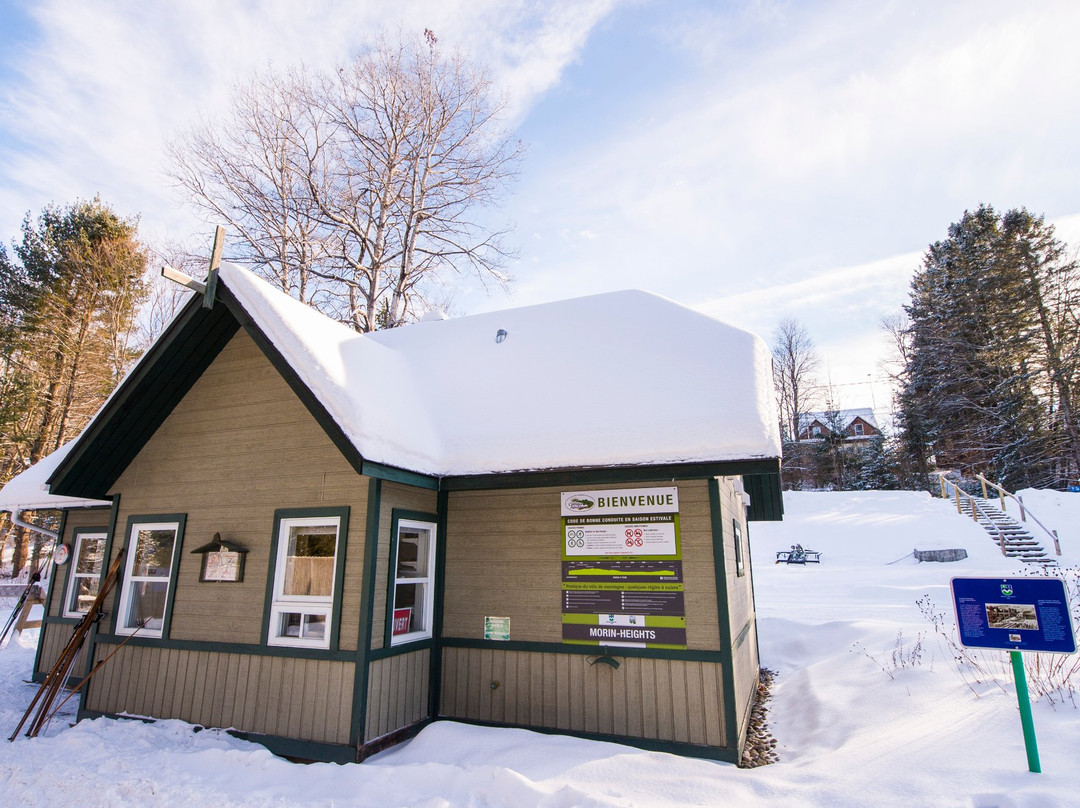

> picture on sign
[203,550,242,582]
[560,487,686,650]
[986,603,1039,631]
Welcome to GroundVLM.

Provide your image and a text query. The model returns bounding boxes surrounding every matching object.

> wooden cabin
[1,264,783,763]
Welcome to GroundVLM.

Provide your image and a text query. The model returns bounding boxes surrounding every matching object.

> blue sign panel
[951,577,1076,654]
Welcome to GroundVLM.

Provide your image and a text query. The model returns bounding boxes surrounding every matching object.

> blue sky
[2,0,1079,414]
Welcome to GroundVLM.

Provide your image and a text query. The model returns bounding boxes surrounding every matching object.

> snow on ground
[1,490,1079,807]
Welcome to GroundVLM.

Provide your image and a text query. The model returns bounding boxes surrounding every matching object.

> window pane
[283,524,337,597]
[396,528,430,578]
[132,529,176,577]
[125,580,169,630]
[302,614,326,640]
[75,537,105,574]
[277,611,326,640]
[393,582,426,633]
[69,577,100,614]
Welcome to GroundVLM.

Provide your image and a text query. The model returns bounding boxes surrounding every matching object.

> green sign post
[1010,650,1040,773]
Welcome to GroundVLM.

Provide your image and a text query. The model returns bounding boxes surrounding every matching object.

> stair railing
[974,474,1062,556]
[934,474,1009,556]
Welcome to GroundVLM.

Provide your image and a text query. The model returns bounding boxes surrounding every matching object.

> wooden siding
[104,329,368,650]
[86,643,353,744]
[364,649,430,741]
[370,483,438,650]
[442,480,721,650]
[35,621,85,680]
[440,647,728,747]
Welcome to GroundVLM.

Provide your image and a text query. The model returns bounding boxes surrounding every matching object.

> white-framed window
[63,530,107,617]
[116,520,182,637]
[267,515,342,649]
[854,422,865,436]
[390,518,437,646]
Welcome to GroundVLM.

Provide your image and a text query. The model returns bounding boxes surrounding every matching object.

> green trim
[430,489,449,719]
[87,632,363,662]
[367,638,436,661]
[743,472,784,521]
[440,637,727,663]
[38,615,82,626]
[708,479,739,751]
[79,494,121,716]
[109,513,187,639]
[441,459,781,494]
[362,460,438,490]
[383,509,438,649]
[221,285,367,478]
[226,729,356,764]
[352,478,381,747]
[443,718,738,763]
[260,506,350,651]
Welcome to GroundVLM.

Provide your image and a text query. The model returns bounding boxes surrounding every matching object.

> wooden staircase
[957,496,1058,566]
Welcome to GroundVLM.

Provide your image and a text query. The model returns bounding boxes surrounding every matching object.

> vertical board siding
[101,330,367,650]
[35,625,86,680]
[86,644,354,745]
[443,480,720,650]
[364,648,431,741]
[439,648,727,747]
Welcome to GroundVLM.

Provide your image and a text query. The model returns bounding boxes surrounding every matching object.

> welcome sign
[561,487,687,650]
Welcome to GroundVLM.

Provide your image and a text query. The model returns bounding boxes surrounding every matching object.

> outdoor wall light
[495,329,508,343]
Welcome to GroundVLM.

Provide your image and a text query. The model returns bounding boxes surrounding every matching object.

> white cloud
[0,0,621,244]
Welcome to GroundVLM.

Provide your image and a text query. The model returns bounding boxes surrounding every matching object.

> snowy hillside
[1,490,1078,807]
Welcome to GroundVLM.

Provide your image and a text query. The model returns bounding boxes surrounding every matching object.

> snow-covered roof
[1,264,781,511]
[0,442,111,512]
[224,263,781,476]
[798,408,879,432]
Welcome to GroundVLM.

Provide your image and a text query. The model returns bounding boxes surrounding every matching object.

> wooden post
[955,488,962,515]
[980,477,988,499]
[939,477,947,499]
[1018,495,1026,522]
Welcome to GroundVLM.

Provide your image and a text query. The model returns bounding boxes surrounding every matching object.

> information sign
[560,488,686,650]
[951,577,1076,654]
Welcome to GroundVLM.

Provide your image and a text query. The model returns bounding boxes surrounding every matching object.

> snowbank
[2,490,1078,807]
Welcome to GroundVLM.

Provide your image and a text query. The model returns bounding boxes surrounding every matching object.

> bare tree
[167,68,330,308]
[771,317,821,442]
[168,31,522,331]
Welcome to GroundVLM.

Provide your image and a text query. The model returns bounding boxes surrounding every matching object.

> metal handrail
[934,474,1010,556]
[974,474,1062,556]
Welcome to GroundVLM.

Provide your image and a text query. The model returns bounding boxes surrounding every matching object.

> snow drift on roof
[0,442,110,512]
[222,264,781,476]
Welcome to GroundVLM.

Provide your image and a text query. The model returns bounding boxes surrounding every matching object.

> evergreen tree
[0,197,148,575]
[896,205,1079,489]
